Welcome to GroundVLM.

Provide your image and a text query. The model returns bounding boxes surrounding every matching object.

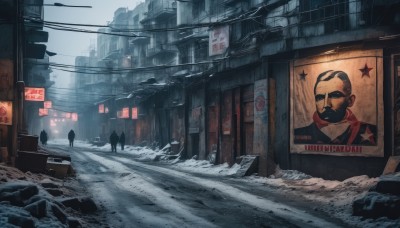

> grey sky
[44,0,143,87]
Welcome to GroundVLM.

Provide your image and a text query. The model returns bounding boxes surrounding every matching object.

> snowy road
[47,142,350,228]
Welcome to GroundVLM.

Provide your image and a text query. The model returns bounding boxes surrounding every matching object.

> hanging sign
[39,108,48,116]
[132,107,138,119]
[105,107,109,113]
[117,108,129,119]
[122,107,129,119]
[71,113,78,121]
[44,101,52,109]
[25,87,45,101]
[0,101,12,125]
[209,25,229,56]
[99,104,104,113]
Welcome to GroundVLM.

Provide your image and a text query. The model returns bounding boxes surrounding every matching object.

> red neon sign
[132,107,138,119]
[44,101,52,109]
[25,87,45,101]
[39,108,48,116]
[71,113,78,121]
[99,104,104,113]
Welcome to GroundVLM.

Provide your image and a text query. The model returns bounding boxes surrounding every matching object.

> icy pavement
[0,138,399,227]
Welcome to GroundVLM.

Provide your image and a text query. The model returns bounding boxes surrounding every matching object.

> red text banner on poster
[0,101,12,125]
[25,87,45,101]
[304,145,362,153]
[44,101,52,109]
[39,108,48,116]
[132,107,138,119]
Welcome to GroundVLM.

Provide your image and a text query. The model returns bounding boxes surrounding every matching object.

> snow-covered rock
[0,164,95,227]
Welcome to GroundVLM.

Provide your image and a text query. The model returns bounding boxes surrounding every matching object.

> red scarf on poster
[312,109,361,144]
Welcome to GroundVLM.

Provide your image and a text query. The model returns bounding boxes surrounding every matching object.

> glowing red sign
[39,108,48,116]
[71,113,78,121]
[122,107,129,119]
[44,101,52,109]
[0,101,12,125]
[99,104,104,113]
[117,108,129,119]
[25,87,45,101]
[132,107,138,119]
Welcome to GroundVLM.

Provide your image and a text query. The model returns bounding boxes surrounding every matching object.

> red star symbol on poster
[361,126,375,144]
[359,64,373,78]
[299,70,307,80]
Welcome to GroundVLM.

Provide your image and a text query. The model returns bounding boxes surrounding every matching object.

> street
[47,142,349,228]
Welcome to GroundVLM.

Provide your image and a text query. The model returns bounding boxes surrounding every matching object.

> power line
[37,58,227,75]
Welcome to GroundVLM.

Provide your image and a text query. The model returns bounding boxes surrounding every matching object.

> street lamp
[43,3,92,8]
[45,50,57,56]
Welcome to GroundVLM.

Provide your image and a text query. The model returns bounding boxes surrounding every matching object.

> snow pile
[270,166,312,180]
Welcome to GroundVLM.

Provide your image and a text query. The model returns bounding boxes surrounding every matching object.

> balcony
[141,0,176,24]
[147,43,177,58]
[130,32,150,44]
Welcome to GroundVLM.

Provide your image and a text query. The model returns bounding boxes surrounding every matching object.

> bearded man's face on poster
[314,73,355,123]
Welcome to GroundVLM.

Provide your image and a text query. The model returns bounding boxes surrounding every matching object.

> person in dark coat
[40,130,48,145]
[109,130,119,153]
[68,129,75,147]
[119,132,125,151]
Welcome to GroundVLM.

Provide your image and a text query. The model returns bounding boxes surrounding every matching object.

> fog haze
[44,0,143,87]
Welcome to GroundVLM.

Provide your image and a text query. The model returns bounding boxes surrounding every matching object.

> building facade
[81,0,400,180]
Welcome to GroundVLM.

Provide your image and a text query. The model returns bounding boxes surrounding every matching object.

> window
[192,0,205,18]
[300,0,349,33]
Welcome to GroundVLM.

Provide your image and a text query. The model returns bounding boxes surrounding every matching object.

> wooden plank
[382,156,400,175]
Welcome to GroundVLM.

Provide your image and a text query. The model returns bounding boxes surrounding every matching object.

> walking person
[68,129,75,147]
[39,130,48,146]
[119,131,125,151]
[109,130,119,153]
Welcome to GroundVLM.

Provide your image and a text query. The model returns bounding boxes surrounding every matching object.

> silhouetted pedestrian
[40,130,48,145]
[119,132,125,151]
[109,130,119,153]
[68,129,75,147]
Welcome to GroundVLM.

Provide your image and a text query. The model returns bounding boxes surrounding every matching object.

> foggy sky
[44,0,143,87]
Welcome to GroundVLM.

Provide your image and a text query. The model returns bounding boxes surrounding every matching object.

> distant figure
[39,130,48,145]
[119,132,125,151]
[68,129,75,147]
[109,130,119,153]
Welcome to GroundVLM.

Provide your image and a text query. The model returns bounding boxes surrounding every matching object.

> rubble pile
[353,172,400,219]
[0,164,98,227]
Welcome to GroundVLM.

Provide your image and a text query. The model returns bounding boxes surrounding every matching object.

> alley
[47,142,348,228]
